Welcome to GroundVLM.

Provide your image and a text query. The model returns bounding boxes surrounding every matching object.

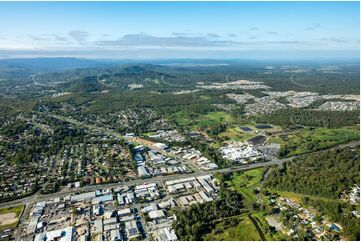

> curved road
[290,74,309,88]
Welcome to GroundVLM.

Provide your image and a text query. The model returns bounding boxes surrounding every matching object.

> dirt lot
[0,205,24,230]
[0,212,18,226]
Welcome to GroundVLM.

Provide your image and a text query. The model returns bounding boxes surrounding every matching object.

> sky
[0,1,359,60]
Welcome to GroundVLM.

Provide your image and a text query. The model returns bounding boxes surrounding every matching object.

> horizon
[0,1,359,60]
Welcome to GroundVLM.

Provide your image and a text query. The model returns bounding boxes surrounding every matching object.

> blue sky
[0,1,359,59]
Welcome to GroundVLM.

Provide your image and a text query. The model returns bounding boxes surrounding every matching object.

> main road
[0,140,358,209]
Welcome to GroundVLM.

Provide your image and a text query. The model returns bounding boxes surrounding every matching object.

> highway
[0,111,358,240]
[0,139,358,209]
[1,139,358,241]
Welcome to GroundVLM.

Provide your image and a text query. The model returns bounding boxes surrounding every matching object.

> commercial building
[137,165,150,178]
[70,191,96,203]
[34,227,74,241]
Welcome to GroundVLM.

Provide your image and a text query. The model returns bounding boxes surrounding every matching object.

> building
[155,227,178,241]
[134,152,144,162]
[110,229,122,241]
[137,165,150,178]
[125,220,140,240]
[34,227,74,241]
[27,216,40,235]
[91,194,113,204]
[118,208,132,217]
[92,220,103,234]
[70,191,96,203]
[149,210,166,220]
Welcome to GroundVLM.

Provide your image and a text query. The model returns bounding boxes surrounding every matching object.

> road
[0,112,358,240]
[289,74,309,88]
[1,139,359,209]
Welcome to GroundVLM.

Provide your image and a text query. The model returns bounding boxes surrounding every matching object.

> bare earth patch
[0,212,18,226]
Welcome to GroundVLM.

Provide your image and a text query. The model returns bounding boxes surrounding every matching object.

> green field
[271,127,359,157]
[203,215,261,241]
[0,204,25,230]
[251,211,289,241]
[220,168,290,241]
[217,127,255,141]
[226,168,265,203]
[273,190,341,203]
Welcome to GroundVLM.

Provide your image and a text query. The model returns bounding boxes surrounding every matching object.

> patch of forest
[255,108,359,128]
[265,146,359,199]
[265,146,360,240]
[173,189,245,241]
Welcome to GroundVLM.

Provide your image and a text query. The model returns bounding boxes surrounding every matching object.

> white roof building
[70,191,96,203]
[149,210,166,220]
[118,208,132,217]
[34,227,74,241]
[137,165,150,178]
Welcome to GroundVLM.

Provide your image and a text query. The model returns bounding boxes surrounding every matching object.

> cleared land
[271,127,359,157]
[0,204,24,230]
[226,168,265,203]
[203,215,261,241]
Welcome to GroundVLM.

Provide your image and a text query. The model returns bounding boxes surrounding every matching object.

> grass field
[217,127,255,141]
[269,190,343,204]
[251,211,288,241]
[212,168,290,241]
[203,215,261,241]
[0,204,25,230]
[226,168,265,203]
[271,127,359,157]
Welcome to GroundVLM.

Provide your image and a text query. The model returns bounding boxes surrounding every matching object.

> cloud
[1,48,358,60]
[207,33,220,38]
[28,35,51,41]
[267,31,279,35]
[228,34,237,38]
[249,27,259,31]
[269,40,301,44]
[53,35,69,42]
[306,23,322,31]
[93,33,241,48]
[69,30,89,45]
[322,38,348,43]
[171,32,201,37]
[4,31,355,60]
